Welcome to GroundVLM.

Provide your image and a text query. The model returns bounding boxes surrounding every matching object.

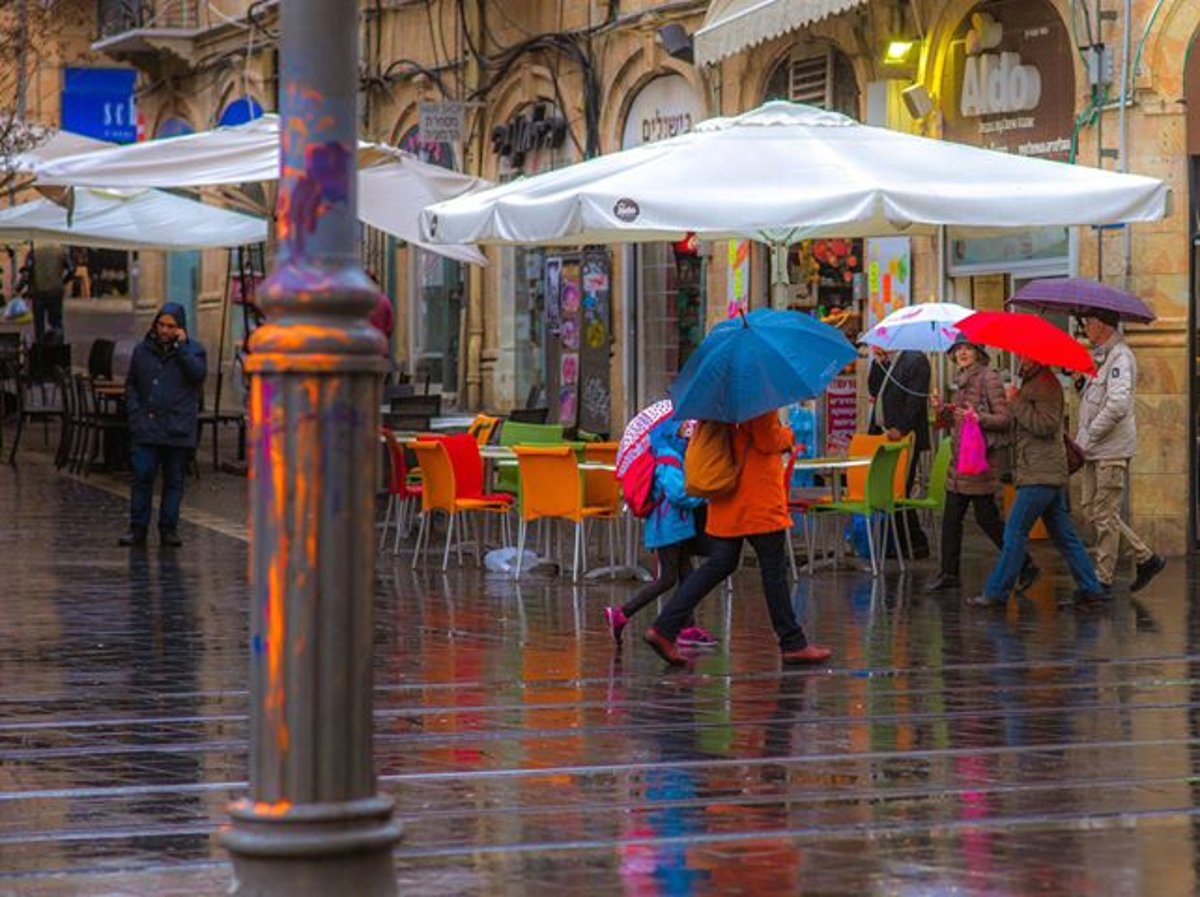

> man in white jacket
[1076,309,1165,592]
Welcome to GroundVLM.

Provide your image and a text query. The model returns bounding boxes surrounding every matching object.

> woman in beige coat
[926,336,1037,593]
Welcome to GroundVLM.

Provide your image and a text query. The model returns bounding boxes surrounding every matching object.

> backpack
[684,420,739,499]
[619,449,680,518]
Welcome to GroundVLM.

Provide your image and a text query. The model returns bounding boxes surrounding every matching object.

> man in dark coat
[119,302,207,547]
[868,348,931,557]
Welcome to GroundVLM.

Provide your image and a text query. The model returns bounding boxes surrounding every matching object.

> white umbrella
[860,302,972,353]
[0,187,267,250]
[421,101,1167,248]
[36,115,488,265]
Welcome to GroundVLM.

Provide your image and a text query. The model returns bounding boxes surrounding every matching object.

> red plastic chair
[423,432,513,557]
[380,428,423,554]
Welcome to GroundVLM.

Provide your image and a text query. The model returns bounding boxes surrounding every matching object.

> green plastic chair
[495,420,565,495]
[810,442,907,577]
[895,437,952,563]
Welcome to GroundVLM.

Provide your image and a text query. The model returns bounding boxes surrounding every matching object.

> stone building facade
[4,0,1199,553]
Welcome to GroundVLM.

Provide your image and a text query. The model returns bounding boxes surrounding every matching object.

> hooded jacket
[643,421,705,551]
[1075,331,1137,460]
[124,302,208,448]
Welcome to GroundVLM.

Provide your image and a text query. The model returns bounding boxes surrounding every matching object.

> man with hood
[119,302,208,547]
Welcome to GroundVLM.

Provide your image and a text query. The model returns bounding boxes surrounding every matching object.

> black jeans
[940,490,1032,578]
[622,542,693,618]
[899,450,929,553]
[651,530,807,650]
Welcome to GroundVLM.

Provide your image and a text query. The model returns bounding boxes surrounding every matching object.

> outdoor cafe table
[790,455,872,570]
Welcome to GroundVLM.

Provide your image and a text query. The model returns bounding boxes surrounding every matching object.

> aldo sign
[940,0,1074,161]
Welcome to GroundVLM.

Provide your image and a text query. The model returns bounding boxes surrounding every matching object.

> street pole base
[224,796,402,897]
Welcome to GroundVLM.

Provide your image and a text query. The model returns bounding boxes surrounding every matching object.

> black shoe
[1130,555,1165,593]
[1076,586,1112,604]
[967,593,1006,608]
[159,530,183,548]
[1016,562,1041,591]
[924,573,960,593]
[118,529,147,547]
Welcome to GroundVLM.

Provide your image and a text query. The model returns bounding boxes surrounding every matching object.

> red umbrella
[955,311,1097,376]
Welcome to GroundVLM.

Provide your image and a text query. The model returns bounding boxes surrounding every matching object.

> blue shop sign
[218,97,264,127]
[61,67,138,143]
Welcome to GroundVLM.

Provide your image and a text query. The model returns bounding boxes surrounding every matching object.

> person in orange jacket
[643,409,832,667]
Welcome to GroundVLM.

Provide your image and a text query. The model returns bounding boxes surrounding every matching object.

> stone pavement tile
[3,455,1200,895]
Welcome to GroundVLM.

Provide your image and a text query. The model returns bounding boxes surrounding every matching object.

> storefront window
[635,242,704,406]
[513,247,548,408]
[414,251,463,393]
[400,126,463,394]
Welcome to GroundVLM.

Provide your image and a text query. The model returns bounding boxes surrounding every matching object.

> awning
[694,0,867,66]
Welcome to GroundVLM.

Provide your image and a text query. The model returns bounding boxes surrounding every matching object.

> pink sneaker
[677,626,718,648]
[604,606,628,646]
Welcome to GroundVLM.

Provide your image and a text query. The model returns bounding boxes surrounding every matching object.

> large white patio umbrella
[0,187,267,250]
[420,102,1167,251]
[36,114,489,265]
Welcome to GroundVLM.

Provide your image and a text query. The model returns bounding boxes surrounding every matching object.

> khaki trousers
[1079,459,1153,585]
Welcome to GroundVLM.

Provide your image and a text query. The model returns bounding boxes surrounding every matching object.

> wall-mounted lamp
[658,23,694,64]
[883,39,919,66]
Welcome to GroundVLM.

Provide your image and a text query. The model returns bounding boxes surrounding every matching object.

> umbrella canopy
[861,302,972,353]
[0,187,267,251]
[35,115,488,265]
[615,399,675,477]
[421,101,1167,247]
[955,311,1096,376]
[670,308,857,424]
[1006,277,1156,324]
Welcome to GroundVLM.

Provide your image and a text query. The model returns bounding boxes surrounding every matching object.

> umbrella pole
[769,241,790,310]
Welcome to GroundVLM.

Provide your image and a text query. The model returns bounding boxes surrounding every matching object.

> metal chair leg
[514,519,528,578]
[442,512,456,571]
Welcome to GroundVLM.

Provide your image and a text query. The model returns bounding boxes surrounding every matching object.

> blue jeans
[130,444,190,533]
[984,485,1102,600]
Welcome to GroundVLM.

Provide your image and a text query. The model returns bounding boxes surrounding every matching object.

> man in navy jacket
[119,302,207,547]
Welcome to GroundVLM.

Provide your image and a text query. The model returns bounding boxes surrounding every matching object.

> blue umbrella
[670,308,857,424]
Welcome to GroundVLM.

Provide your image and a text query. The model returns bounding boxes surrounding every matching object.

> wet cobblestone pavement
[3,452,1200,895]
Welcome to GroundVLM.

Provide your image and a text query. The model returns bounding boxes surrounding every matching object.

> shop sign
[490,103,568,172]
[61,67,137,144]
[419,102,466,145]
[621,74,705,150]
[939,0,1074,161]
[825,374,858,455]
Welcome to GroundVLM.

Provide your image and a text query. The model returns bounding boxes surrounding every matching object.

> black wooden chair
[508,407,549,424]
[196,387,246,473]
[390,394,441,417]
[7,361,66,465]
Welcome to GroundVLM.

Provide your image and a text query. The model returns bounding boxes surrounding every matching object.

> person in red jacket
[643,409,831,667]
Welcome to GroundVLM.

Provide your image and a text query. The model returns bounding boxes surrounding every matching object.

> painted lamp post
[220,0,401,893]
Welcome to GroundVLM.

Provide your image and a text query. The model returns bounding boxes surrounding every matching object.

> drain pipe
[1119,0,1132,289]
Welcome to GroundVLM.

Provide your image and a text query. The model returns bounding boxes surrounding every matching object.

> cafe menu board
[825,374,858,455]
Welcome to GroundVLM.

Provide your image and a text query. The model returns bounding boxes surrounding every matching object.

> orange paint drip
[252,799,293,817]
[266,395,291,754]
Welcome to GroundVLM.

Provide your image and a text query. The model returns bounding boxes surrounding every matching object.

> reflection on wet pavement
[3,459,1199,895]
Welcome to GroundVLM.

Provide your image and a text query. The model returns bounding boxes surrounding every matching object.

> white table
[791,456,871,570]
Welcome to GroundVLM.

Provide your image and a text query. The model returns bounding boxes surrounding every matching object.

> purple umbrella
[1006,277,1156,323]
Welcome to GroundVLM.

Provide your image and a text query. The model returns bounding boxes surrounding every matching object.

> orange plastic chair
[512,445,613,581]
[410,440,510,571]
[380,428,423,553]
[841,432,911,502]
[467,413,501,446]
